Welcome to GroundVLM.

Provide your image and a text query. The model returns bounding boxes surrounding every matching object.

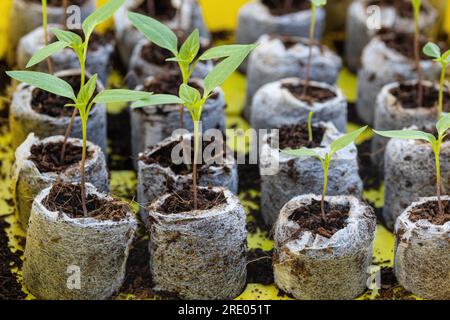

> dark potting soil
[43,182,130,221]
[31,75,96,117]
[107,108,133,170]
[26,0,87,6]
[367,0,427,19]
[288,199,350,238]
[409,200,450,225]
[277,123,325,150]
[282,82,337,105]
[247,248,274,285]
[367,267,415,300]
[158,186,227,214]
[0,216,26,300]
[0,59,10,96]
[262,0,310,16]
[378,30,429,60]
[390,83,450,111]
[133,0,177,21]
[29,140,92,173]
[140,135,227,176]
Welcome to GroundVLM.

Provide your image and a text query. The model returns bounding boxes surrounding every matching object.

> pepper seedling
[41,0,53,73]
[303,0,327,96]
[7,69,176,216]
[24,0,125,161]
[412,0,424,106]
[423,42,450,118]
[374,114,450,218]
[282,126,368,220]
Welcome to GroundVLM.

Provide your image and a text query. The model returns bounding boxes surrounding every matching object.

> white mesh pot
[9,69,108,154]
[357,36,440,125]
[137,132,238,223]
[114,0,209,67]
[12,133,109,230]
[23,184,137,300]
[394,196,450,300]
[236,0,325,73]
[251,78,347,132]
[345,0,437,72]
[147,187,247,300]
[273,194,376,300]
[130,77,225,161]
[8,0,96,53]
[372,80,443,170]
[260,122,363,226]
[127,37,214,89]
[244,35,342,120]
[383,134,450,231]
[17,25,114,85]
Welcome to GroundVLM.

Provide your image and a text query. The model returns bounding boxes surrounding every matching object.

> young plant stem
[320,156,330,221]
[432,144,444,216]
[302,3,315,96]
[192,120,200,210]
[178,65,190,128]
[308,111,314,142]
[438,66,445,118]
[80,118,88,217]
[42,0,54,74]
[414,8,424,107]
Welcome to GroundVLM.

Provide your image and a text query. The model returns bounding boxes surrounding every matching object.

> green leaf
[77,74,98,104]
[311,0,327,7]
[93,89,154,104]
[130,94,184,108]
[177,29,200,64]
[330,126,368,155]
[436,113,450,137]
[127,12,178,55]
[26,41,68,68]
[51,28,83,46]
[179,84,201,106]
[203,45,255,96]
[6,70,75,100]
[82,0,125,38]
[442,50,450,64]
[423,42,441,59]
[373,129,435,143]
[282,148,321,159]
[199,44,257,61]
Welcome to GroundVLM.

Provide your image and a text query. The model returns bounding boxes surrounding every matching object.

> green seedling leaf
[199,44,256,61]
[179,84,201,106]
[128,12,178,55]
[282,148,322,159]
[373,129,435,143]
[51,28,83,47]
[178,29,200,64]
[436,113,450,137]
[423,42,441,59]
[311,0,327,7]
[6,70,75,100]
[443,50,450,64]
[93,89,154,104]
[82,0,125,38]
[26,41,68,68]
[203,44,255,97]
[131,94,184,108]
[77,74,98,104]
[330,126,368,155]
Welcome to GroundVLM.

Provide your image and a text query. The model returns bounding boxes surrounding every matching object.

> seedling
[283,126,368,219]
[374,114,450,217]
[308,110,314,142]
[41,0,53,73]
[25,0,125,161]
[412,0,424,106]
[423,42,450,118]
[303,0,327,95]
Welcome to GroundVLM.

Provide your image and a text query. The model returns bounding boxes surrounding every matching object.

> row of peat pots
[4,0,449,300]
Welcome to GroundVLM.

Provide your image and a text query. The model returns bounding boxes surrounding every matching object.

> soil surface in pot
[390,83,450,111]
[26,0,87,6]
[409,200,450,225]
[282,82,337,105]
[133,0,176,21]
[140,135,228,176]
[288,199,350,238]
[378,30,429,60]
[158,186,227,214]
[367,0,427,19]
[43,182,130,221]
[29,140,93,173]
[31,75,97,117]
[262,0,310,16]
[277,123,325,149]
